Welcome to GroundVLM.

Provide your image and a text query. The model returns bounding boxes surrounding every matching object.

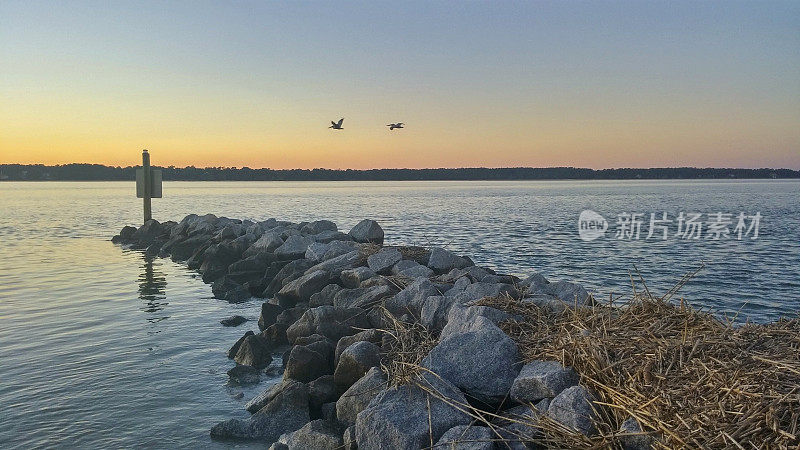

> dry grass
[376,306,439,387]
[479,290,800,449]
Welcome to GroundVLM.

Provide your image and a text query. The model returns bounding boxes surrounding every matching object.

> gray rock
[335,329,382,366]
[314,230,354,244]
[495,400,550,449]
[366,248,401,274]
[269,443,289,450]
[384,278,441,317]
[301,220,338,235]
[422,320,520,404]
[510,360,579,403]
[334,341,382,390]
[547,385,598,436]
[276,306,308,327]
[451,282,517,305]
[275,235,315,259]
[285,344,331,383]
[278,419,344,450]
[343,426,357,450]
[246,378,297,413]
[286,306,371,344]
[277,270,334,306]
[309,284,342,307]
[440,305,515,339]
[435,425,495,450]
[210,380,309,442]
[247,231,284,254]
[444,276,472,296]
[395,263,434,279]
[427,247,473,274]
[321,240,360,260]
[520,293,568,315]
[539,280,590,305]
[211,276,251,303]
[305,242,330,262]
[228,330,255,359]
[305,250,363,278]
[234,335,273,369]
[258,302,283,331]
[261,322,289,347]
[220,315,248,327]
[619,416,656,450]
[333,285,393,309]
[336,367,387,426]
[390,259,421,275]
[320,401,337,422]
[520,272,549,290]
[308,375,339,413]
[227,364,261,384]
[354,373,471,449]
[263,259,315,298]
[419,295,458,332]
[348,219,384,245]
[340,266,376,288]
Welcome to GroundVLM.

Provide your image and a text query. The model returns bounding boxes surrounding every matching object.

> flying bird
[387,122,404,130]
[329,118,344,130]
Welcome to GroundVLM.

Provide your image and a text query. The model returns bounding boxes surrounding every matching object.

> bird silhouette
[329,118,344,130]
[387,122,404,130]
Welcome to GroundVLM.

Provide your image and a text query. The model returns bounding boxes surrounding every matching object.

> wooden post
[142,149,152,224]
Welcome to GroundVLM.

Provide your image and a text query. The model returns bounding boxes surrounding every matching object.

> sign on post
[136,168,162,198]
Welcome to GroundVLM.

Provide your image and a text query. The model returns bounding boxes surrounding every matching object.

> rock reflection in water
[138,255,169,322]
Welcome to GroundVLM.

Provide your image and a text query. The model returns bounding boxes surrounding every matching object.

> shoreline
[113,215,799,449]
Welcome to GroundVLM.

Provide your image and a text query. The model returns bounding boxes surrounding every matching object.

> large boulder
[284,344,331,383]
[336,367,387,426]
[494,400,550,449]
[510,360,579,403]
[309,284,342,307]
[391,259,434,278]
[263,259,315,298]
[335,329,383,366]
[333,285,393,310]
[246,232,284,256]
[277,419,344,450]
[210,380,309,442]
[538,280,590,304]
[305,250,363,278]
[220,315,248,327]
[234,335,273,369]
[435,425,495,450]
[211,276,251,303]
[422,320,520,404]
[348,219,384,245]
[366,248,401,274]
[619,416,657,450]
[304,242,330,262]
[275,235,315,260]
[308,375,339,413]
[258,302,283,331]
[354,374,471,449]
[340,267,376,288]
[227,364,261,385]
[333,341,382,390]
[276,270,334,306]
[286,306,371,344]
[301,220,338,235]
[427,247,473,274]
[547,385,598,436]
[228,330,255,359]
[440,305,515,339]
[246,378,298,413]
[384,278,441,317]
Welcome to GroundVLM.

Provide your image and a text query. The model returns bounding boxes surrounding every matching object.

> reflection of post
[142,149,152,223]
[139,254,168,315]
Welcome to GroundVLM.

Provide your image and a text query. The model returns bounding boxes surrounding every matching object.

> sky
[1,0,798,170]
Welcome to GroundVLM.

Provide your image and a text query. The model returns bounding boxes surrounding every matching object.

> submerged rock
[220,315,248,327]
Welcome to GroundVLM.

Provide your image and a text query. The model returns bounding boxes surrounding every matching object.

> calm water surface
[1,180,798,448]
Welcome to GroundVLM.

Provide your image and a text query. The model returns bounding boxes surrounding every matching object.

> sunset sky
[1,0,798,169]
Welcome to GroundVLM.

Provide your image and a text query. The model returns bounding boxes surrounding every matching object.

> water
[1,180,798,448]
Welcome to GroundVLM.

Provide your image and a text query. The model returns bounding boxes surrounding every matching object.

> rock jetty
[113,215,798,449]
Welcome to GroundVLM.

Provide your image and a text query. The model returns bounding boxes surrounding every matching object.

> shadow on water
[138,254,169,323]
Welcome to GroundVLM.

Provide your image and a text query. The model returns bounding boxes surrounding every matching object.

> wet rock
[309,284,342,307]
[131,219,164,247]
[334,329,383,367]
[276,270,334,307]
[220,315,248,327]
[261,322,289,347]
[348,219,384,245]
[334,341,382,390]
[427,247,473,274]
[510,360,579,403]
[234,335,273,369]
[228,330,255,359]
[211,276,251,303]
[286,306,371,344]
[366,248,401,274]
[277,419,344,450]
[227,364,261,384]
[211,380,309,442]
[169,235,211,261]
[340,267,376,288]
[422,320,520,404]
[354,373,471,449]
[275,235,315,260]
[112,225,137,243]
[547,385,598,436]
[258,302,283,331]
[284,344,330,383]
[246,378,296,413]
[333,285,393,309]
[435,425,495,450]
[336,367,387,426]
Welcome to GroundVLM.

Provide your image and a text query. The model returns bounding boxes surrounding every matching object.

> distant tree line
[0,163,797,181]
